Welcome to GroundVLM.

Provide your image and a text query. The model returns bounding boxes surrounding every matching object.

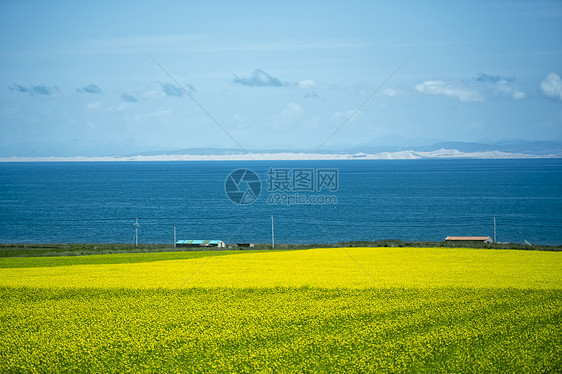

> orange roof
[445,236,492,241]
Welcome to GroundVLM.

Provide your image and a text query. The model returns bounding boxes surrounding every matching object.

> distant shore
[1,148,560,162]
[1,240,560,257]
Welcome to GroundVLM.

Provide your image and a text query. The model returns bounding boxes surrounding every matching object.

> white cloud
[269,102,304,129]
[490,79,525,100]
[540,73,562,100]
[415,80,484,102]
[142,90,165,99]
[77,84,103,94]
[332,109,362,122]
[85,102,102,110]
[415,74,526,102]
[115,103,128,111]
[233,69,287,87]
[298,79,317,89]
[381,88,400,97]
[121,92,138,102]
[162,83,185,97]
[493,82,525,99]
[9,83,59,96]
[512,90,525,100]
[281,102,302,118]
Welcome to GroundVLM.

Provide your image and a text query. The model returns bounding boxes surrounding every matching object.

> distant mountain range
[2,140,560,161]
[128,140,562,157]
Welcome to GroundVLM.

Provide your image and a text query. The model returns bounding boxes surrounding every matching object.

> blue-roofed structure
[176,240,225,248]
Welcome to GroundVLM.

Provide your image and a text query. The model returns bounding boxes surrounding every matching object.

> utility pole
[134,218,139,247]
[493,216,496,244]
[271,214,275,249]
[173,225,176,248]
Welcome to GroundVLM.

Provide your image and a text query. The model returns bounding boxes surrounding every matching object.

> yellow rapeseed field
[0,247,560,289]
[1,247,561,373]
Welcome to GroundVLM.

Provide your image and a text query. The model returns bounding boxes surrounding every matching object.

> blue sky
[1,0,561,156]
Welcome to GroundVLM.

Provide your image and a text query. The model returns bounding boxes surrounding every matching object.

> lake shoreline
[1,240,560,258]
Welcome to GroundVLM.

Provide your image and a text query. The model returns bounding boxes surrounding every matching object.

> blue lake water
[0,159,560,245]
